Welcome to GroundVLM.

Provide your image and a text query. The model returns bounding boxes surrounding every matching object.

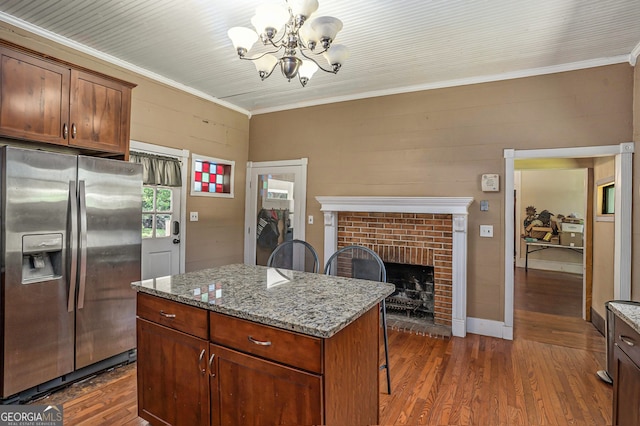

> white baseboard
[466,317,513,340]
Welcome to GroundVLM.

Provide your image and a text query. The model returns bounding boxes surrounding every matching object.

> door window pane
[156,188,172,212]
[156,214,172,238]
[142,214,153,238]
[142,187,154,212]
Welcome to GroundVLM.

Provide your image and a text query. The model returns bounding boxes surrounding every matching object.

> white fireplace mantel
[316,196,474,337]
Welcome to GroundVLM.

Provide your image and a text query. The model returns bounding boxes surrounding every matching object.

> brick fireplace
[316,196,473,337]
[337,212,453,327]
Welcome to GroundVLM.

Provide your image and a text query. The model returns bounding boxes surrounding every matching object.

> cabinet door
[0,47,70,145]
[210,343,322,426]
[69,69,131,154]
[137,319,209,426]
[613,344,640,426]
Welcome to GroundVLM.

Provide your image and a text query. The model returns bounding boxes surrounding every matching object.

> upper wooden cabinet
[0,43,134,156]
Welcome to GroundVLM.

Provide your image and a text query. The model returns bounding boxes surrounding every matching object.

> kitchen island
[132,263,395,426]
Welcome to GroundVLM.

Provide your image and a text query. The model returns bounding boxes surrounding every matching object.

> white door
[244,159,308,266]
[141,185,182,279]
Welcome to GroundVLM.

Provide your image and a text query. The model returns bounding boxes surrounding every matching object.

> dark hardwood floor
[32,267,610,425]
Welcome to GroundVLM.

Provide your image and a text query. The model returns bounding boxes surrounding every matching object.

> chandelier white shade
[227,0,349,87]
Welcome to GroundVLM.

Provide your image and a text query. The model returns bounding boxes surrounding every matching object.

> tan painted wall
[249,65,634,322]
[0,24,250,272]
[592,157,616,318]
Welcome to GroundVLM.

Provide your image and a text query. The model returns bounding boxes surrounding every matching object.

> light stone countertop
[132,263,395,338]
[609,301,640,335]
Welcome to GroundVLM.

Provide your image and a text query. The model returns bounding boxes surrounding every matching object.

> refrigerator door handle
[77,180,88,310]
[68,181,79,313]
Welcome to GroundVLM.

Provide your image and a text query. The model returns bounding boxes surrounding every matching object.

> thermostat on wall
[481,174,500,192]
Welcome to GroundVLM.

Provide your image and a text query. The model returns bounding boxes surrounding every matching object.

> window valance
[130,151,182,187]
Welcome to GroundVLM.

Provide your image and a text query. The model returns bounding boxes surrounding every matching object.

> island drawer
[615,315,640,363]
[210,312,322,374]
[137,293,208,339]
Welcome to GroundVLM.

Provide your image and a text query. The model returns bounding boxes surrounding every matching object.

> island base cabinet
[137,319,210,426]
[209,343,322,426]
[613,344,640,425]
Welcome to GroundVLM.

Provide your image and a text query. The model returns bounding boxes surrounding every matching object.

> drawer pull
[208,353,216,377]
[159,310,176,319]
[198,349,206,375]
[620,335,636,347]
[248,335,272,346]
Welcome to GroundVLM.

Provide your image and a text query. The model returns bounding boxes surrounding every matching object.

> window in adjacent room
[596,177,614,222]
[190,154,234,198]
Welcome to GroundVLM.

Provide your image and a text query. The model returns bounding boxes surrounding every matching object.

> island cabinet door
[137,318,210,426]
[209,343,322,426]
[613,344,640,425]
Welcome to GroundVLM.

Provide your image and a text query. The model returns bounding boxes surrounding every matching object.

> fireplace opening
[385,262,434,320]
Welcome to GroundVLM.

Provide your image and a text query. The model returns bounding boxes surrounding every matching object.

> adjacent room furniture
[324,245,392,394]
[266,239,320,273]
[524,241,583,272]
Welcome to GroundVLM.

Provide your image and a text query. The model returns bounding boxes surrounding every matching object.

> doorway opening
[130,140,189,279]
[503,143,633,340]
[244,159,308,265]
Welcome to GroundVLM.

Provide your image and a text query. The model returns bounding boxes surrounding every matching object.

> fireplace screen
[385,262,435,319]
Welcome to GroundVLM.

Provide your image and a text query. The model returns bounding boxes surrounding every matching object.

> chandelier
[227,0,349,87]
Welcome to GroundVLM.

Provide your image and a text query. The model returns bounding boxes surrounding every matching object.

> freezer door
[75,156,142,368]
[1,147,76,398]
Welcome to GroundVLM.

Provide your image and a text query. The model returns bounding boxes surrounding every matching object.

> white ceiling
[1,0,639,116]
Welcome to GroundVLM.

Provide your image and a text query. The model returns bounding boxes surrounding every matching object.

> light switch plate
[480,225,493,237]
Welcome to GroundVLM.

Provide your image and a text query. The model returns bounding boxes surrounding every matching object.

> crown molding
[252,55,630,115]
[631,40,640,66]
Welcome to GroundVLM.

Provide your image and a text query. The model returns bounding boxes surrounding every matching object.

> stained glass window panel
[191,155,234,198]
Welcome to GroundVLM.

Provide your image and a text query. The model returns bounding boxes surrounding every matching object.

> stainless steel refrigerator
[0,145,142,400]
